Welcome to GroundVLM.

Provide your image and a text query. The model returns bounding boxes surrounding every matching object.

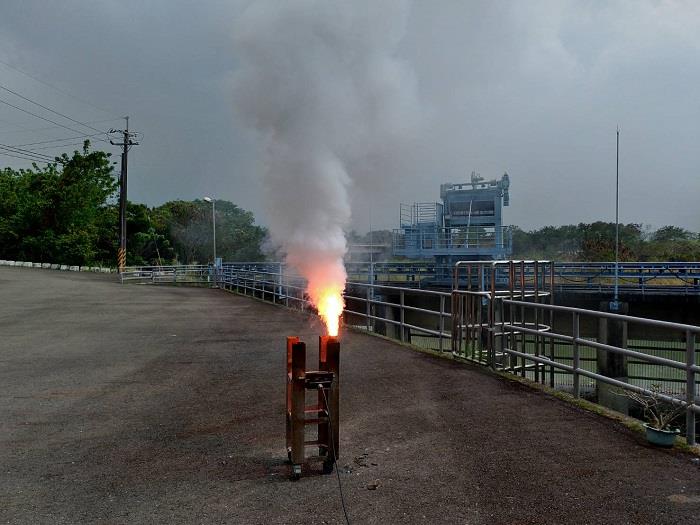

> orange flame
[315,286,344,337]
[290,254,346,337]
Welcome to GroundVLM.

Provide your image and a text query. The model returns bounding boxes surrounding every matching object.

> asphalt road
[1,267,700,524]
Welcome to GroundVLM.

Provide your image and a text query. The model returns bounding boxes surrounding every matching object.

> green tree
[0,142,116,265]
[650,226,694,243]
[0,145,268,266]
[153,199,266,264]
[643,226,700,261]
[579,222,643,261]
[213,200,267,261]
[512,222,699,262]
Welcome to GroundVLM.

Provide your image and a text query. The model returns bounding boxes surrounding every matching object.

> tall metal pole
[614,127,620,304]
[211,199,217,265]
[118,116,129,272]
[204,196,217,287]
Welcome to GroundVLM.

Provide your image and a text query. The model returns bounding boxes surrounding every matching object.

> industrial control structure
[392,172,512,272]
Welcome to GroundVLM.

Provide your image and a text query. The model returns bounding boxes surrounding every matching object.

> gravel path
[1,267,699,524]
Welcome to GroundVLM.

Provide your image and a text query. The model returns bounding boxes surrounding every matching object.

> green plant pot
[643,423,679,447]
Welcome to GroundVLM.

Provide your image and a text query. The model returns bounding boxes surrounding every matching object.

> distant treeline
[512,223,700,262]
[2,144,696,267]
[348,224,700,262]
[0,143,266,267]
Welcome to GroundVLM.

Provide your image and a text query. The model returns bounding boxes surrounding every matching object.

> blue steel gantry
[392,172,513,269]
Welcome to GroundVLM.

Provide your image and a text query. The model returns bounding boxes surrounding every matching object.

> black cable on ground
[320,386,351,525]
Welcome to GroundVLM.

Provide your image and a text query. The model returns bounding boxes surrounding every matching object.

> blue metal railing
[344,261,700,294]
[121,260,700,294]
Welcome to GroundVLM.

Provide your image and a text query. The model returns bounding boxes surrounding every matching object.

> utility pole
[110,117,139,273]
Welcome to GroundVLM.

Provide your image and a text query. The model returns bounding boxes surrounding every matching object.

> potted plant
[618,384,685,447]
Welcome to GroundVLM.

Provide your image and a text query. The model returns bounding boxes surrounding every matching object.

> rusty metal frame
[286,335,340,479]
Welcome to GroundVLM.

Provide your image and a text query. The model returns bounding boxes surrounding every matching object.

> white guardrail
[0,260,114,272]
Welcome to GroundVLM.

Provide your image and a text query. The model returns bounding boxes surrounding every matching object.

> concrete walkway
[1,267,699,524]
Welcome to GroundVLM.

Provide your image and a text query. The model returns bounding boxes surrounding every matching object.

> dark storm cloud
[0,0,261,215]
[395,1,700,231]
[1,1,698,232]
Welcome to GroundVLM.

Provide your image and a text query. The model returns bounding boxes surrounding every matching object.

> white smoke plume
[232,0,418,333]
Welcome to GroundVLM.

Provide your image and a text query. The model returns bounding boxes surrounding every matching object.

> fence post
[500,299,507,370]
[449,291,454,353]
[686,330,696,447]
[464,294,469,359]
[573,312,580,398]
[533,262,540,383]
[439,295,445,352]
[519,261,525,377]
[400,290,405,343]
[489,267,496,370]
[278,263,283,303]
[366,286,371,331]
[549,262,555,388]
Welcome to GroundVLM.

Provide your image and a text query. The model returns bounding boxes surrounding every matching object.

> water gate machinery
[392,172,513,278]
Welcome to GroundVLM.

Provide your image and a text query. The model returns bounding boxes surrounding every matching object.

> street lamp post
[203,197,217,286]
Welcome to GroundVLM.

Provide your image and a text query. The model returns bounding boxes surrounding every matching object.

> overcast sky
[1,0,698,232]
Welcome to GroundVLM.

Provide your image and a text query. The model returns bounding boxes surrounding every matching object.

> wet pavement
[1,267,700,524]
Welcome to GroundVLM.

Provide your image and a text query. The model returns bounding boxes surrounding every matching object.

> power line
[0,143,61,164]
[0,83,111,136]
[13,131,105,147]
[29,141,93,151]
[0,142,59,161]
[0,117,122,135]
[0,96,111,144]
[0,115,34,131]
[0,58,118,117]
[0,150,56,164]
[1,137,106,164]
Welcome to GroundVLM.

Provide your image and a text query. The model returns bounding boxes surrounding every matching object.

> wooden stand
[286,335,340,479]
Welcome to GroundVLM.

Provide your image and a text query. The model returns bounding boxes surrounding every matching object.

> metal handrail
[495,295,698,445]
[502,298,700,334]
[122,262,700,446]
